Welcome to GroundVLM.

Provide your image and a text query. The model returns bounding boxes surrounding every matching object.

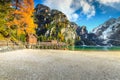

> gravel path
[0,49,120,80]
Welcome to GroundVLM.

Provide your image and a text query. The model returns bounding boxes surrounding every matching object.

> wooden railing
[25,42,67,49]
[0,41,24,52]
[0,41,68,52]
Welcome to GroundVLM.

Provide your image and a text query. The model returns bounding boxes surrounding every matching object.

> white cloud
[99,0,120,3]
[71,13,79,21]
[80,0,95,19]
[43,0,75,21]
[98,0,120,10]
[43,0,96,21]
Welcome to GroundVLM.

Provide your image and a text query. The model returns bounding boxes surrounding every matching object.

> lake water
[68,46,120,51]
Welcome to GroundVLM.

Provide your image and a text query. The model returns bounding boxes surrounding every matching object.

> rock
[35,4,50,15]
[34,4,77,44]
[34,4,103,46]
[93,17,120,46]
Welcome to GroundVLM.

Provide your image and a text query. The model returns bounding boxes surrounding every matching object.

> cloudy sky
[34,0,120,32]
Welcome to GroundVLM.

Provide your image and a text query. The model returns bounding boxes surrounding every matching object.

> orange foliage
[8,0,37,35]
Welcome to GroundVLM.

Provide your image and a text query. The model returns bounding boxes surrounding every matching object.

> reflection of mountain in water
[68,46,120,51]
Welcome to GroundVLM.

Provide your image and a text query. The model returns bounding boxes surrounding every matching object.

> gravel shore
[0,49,120,80]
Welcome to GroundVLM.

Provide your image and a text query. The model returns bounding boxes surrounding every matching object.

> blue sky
[34,0,120,32]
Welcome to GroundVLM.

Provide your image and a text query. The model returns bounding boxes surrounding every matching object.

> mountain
[35,4,79,45]
[93,17,120,46]
[34,4,101,46]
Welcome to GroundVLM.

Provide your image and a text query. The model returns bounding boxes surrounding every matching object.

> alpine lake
[68,46,120,51]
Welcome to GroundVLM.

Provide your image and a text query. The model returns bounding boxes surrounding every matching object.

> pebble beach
[0,49,120,80]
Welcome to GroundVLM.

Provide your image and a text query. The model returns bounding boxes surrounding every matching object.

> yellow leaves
[61,35,64,41]
[58,33,64,41]
[7,0,37,36]
[17,29,24,35]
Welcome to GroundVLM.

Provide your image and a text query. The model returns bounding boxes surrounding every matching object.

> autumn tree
[8,0,37,37]
[0,0,13,40]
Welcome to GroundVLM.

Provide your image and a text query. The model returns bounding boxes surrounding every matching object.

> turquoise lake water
[68,46,120,51]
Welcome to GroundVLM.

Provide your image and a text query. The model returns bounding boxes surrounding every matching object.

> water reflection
[68,46,120,51]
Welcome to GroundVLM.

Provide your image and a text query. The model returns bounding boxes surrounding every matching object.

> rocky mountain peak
[35,4,50,14]
[92,17,120,46]
[34,4,78,44]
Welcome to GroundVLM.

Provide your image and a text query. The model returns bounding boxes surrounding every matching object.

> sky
[34,0,120,32]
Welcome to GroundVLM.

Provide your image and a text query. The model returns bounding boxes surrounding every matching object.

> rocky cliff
[35,4,79,45]
[93,17,120,46]
[34,4,101,46]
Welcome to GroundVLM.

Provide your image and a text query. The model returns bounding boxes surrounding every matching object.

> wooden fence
[25,42,67,49]
[0,41,68,51]
[0,41,24,52]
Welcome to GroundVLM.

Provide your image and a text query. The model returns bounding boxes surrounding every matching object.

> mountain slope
[35,4,80,45]
[35,4,101,46]
[93,17,120,46]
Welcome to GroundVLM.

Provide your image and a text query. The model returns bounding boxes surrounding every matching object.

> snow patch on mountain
[92,17,120,46]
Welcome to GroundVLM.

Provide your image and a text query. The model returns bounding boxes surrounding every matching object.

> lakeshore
[0,49,120,80]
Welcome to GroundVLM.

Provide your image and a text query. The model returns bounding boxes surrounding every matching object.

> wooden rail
[0,41,68,50]
[0,41,24,52]
[25,42,67,49]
